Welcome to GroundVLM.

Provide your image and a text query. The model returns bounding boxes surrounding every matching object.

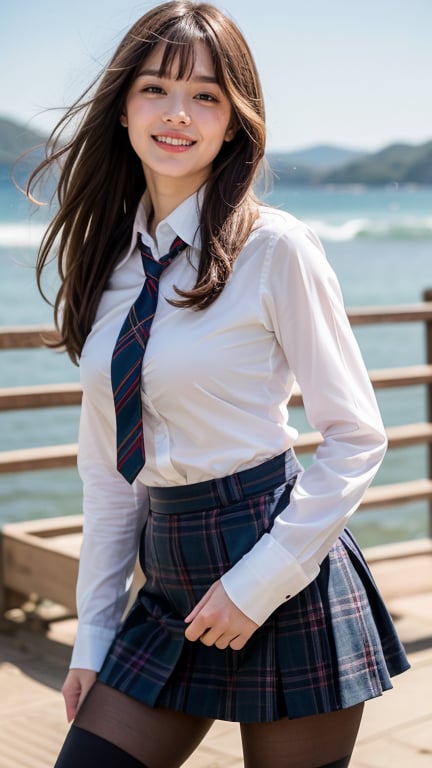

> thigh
[240,703,364,768]
[74,681,214,768]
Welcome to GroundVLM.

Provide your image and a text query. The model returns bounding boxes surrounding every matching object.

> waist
[147,449,298,514]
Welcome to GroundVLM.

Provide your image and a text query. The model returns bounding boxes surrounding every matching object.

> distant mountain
[1,114,431,186]
[265,159,318,186]
[266,145,368,186]
[0,115,47,166]
[266,140,432,186]
[322,140,432,185]
[268,144,366,170]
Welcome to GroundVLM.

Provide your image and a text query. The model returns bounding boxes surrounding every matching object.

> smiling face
[121,41,236,201]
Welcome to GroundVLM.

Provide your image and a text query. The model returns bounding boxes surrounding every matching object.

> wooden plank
[295,423,432,454]
[367,552,432,599]
[0,516,145,616]
[347,302,432,325]
[1,365,430,414]
[0,303,431,350]
[422,289,432,536]
[2,541,78,610]
[288,366,432,408]
[1,302,432,352]
[385,422,432,447]
[364,537,432,563]
[1,423,431,473]
[2,515,83,539]
[369,364,432,388]
[363,539,432,600]
[1,516,83,611]
[362,479,432,508]
[289,386,302,408]
[0,444,78,473]
[0,383,82,411]
[0,326,60,349]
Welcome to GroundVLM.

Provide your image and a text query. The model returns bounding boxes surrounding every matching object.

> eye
[142,85,165,94]
[195,92,219,103]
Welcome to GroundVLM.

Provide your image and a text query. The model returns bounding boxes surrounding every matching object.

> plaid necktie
[111,233,187,482]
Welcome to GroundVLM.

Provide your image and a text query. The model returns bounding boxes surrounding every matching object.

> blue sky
[2,0,431,151]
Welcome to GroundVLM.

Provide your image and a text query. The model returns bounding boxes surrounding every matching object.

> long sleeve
[70,195,387,656]
[70,385,149,671]
[221,223,387,624]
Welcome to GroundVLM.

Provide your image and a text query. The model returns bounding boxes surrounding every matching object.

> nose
[162,95,191,126]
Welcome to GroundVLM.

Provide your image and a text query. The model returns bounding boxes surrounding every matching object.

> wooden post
[0,531,7,619]
[423,288,432,538]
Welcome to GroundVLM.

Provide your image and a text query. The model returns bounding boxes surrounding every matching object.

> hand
[61,668,97,722]
[184,580,259,651]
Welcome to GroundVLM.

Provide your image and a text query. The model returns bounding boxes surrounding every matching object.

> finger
[215,634,236,650]
[184,585,215,623]
[229,634,247,651]
[204,630,244,650]
[184,602,203,624]
[184,613,211,642]
[63,689,80,723]
[76,689,89,716]
[199,627,225,647]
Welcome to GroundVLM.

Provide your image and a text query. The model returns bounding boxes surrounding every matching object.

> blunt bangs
[156,26,203,81]
[129,11,226,88]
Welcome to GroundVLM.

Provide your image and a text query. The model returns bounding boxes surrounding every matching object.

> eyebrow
[136,67,218,84]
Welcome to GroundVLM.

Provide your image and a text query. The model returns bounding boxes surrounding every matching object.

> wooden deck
[1,543,431,768]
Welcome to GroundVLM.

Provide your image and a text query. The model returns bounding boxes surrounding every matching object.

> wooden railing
[1,291,432,617]
[0,290,432,516]
[1,294,432,519]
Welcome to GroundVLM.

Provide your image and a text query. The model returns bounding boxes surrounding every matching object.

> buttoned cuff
[220,532,320,625]
[70,623,117,672]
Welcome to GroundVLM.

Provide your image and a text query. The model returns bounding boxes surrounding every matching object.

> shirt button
[285,595,291,600]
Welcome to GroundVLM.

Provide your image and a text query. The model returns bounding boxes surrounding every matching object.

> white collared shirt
[71,190,387,670]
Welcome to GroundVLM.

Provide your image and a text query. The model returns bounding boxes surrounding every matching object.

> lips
[153,135,195,147]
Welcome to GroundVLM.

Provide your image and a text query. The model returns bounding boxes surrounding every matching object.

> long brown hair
[27,1,266,363]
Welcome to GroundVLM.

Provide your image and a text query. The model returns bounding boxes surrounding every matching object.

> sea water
[1,168,431,546]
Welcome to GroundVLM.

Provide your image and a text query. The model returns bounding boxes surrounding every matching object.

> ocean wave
[1,216,432,249]
[307,217,432,242]
[0,223,48,248]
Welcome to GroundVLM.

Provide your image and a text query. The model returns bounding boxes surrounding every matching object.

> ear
[224,121,237,142]
[120,113,128,128]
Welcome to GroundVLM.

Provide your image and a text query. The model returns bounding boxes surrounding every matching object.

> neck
[144,174,207,238]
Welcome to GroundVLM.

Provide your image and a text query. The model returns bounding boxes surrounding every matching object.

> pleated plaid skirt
[98,450,409,722]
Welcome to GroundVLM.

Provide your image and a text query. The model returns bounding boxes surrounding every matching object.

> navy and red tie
[111,233,187,483]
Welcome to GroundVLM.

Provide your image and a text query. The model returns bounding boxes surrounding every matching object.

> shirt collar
[114,188,203,272]
[135,188,203,259]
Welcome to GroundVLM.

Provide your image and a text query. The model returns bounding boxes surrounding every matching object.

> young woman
[28,2,409,766]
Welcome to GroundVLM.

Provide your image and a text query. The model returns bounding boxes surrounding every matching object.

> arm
[63,386,148,720]
[71,387,149,671]
[187,223,386,640]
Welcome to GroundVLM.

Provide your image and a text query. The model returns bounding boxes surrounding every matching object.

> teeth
[155,136,193,146]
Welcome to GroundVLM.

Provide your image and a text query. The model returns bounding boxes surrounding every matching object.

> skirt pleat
[98,465,409,722]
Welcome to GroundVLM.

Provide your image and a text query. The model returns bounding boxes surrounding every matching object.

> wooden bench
[0,515,144,624]
[0,516,82,619]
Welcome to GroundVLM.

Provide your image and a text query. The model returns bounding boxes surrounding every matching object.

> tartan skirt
[98,451,410,722]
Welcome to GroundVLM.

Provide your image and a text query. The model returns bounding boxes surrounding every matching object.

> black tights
[54,682,363,768]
